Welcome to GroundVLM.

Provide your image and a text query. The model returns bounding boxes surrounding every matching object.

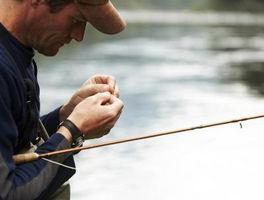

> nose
[71,22,86,42]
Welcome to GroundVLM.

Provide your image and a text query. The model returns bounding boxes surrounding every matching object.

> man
[0,0,126,199]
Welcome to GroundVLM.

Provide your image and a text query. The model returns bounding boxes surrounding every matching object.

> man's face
[27,3,87,56]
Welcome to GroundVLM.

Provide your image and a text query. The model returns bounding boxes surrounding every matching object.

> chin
[37,47,60,57]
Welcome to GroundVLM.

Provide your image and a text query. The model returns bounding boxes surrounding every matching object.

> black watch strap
[59,119,84,147]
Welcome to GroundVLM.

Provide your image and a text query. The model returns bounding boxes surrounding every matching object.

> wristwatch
[58,119,84,148]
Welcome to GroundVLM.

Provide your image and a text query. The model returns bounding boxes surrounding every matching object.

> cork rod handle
[13,153,39,164]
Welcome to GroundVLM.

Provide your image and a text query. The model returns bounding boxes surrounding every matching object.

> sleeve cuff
[36,133,72,163]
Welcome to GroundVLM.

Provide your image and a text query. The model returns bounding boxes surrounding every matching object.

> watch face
[72,135,85,148]
[59,119,83,147]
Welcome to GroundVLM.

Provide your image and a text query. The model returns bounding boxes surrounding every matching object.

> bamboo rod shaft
[13,114,264,164]
[39,114,264,158]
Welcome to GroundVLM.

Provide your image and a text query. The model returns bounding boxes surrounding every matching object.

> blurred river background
[36,0,264,199]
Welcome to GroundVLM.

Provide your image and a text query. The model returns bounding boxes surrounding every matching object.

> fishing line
[41,158,76,170]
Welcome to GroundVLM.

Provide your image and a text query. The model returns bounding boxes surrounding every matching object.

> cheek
[33,32,64,56]
[54,15,74,33]
[31,16,74,54]
[38,24,70,45]
[42,17,72,37]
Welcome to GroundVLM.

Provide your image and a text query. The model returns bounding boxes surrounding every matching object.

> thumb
[107,95,124,111]
[79,84,110,97]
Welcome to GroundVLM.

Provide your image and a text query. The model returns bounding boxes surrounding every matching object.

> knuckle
[106,109,118,118]
[102,84,110,91]
[94,92,110,101]
[83,84,93,91]
[90,85,100,93]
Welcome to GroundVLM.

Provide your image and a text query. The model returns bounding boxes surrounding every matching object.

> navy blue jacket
[0,23,75,199]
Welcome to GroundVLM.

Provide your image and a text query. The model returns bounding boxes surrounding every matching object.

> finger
[108,95,124,110]
[84,129,105,139]
[99,111,122,137]
[88,75,108,84]
[84,126,111,139]
[78,84,110,98]
[103,128,111,136]
[105,111,122,130]
[91,75,116,94]
[82,76,98,86]
[102,97,123,122]
[113,84,119,98]
[96,108,122,133]
[105,76,116,95]
[93,92,111,105]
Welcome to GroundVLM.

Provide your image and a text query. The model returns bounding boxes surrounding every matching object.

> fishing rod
[13,114,264,164]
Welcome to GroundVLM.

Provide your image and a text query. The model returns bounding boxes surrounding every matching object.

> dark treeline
[209,0,264,12]
[112,0,264,12]
[111,0,204,10]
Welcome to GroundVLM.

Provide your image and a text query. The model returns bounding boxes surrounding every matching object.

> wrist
[59,105,67,122]
[57,126,73,143]
[59,104,73,122]
[58,119,84,147]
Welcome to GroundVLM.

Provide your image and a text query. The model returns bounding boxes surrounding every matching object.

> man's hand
[65,92,123,139]
[84,75,119,97]
[59,75,119,121]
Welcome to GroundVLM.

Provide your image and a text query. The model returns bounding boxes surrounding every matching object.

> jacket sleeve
[0,72,75,200]
[40,107,62,136]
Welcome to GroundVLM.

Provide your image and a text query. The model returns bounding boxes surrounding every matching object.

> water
[36,11,264,200]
